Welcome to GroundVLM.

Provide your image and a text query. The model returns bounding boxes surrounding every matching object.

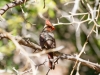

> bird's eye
[48,26,52,28]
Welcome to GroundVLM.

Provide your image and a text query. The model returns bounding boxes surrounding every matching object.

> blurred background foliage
[0,0,100,75]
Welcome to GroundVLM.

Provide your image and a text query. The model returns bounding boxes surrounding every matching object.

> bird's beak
[44,25,55,30]
[51,26,55,30]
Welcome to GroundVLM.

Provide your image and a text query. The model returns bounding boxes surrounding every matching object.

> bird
[39,19,56,69]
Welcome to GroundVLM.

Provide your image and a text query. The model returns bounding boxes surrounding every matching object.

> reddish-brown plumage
[39,19,56,69]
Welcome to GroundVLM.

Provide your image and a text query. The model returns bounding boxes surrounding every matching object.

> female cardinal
[39,19,56,69]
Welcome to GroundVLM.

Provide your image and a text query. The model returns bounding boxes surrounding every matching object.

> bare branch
[29,46,64,57]
[0,30,42,51]
[60,54,100,72]
[16,36,42,51]
[0,0,28,15]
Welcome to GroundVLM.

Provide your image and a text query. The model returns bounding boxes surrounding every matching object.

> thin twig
[43,0,45,8]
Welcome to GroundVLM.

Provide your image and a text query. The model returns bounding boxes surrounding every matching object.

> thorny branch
[60,54,100,72]
[70,24,96,75]
[0,0,28,15]
[0,30,42,51]
[17,37,42,51]
[67,0,100,75]
[0,29,100,73]
[63,0,98,75]
[49,0,100,75]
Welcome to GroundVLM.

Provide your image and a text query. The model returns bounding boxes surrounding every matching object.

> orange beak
[51,26,55,30]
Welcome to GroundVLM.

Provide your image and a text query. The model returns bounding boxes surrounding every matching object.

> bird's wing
[39,32,46,49]
[40,32,56,49]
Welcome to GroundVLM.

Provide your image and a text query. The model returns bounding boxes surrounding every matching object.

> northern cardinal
[39,19,56,69]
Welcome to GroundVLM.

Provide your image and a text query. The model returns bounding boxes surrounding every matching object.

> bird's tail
[48,52,55,69]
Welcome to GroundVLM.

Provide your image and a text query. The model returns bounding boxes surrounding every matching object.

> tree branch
[16,36,42,51]
[0,29,42,51]
[61,54,100,72]
[0,0,28,15]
